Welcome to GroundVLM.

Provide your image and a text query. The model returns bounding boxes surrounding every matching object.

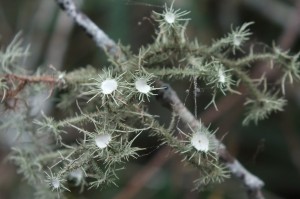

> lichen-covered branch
[55,0,122,59]
[155,81,265,199]
[3,0,298,198]
[54,0,266,197]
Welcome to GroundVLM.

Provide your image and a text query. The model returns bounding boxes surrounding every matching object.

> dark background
[0,0,300,199]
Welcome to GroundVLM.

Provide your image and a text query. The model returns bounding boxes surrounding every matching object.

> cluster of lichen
[1,2,300,199]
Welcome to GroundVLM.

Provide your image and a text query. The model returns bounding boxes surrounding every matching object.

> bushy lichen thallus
[1,1,300,198]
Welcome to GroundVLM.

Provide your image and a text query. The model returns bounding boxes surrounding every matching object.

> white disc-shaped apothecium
[233,35,242,47]
[51,178,60,189]
[135,78,151,94]
[101,79,118,94]
[191,131,209,152]
[164,12,176,24]
[218,69,226,83]
[95,134,111,149]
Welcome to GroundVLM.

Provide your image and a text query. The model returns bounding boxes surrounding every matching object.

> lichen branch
[155,80,265,199]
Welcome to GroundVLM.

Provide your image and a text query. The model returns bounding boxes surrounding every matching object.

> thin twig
[278,1,300,50]
[1,74,59,100]
[55,0,265,198]
[55,0,122,59]
[156,81,265,199]
[113,147,171,199]
[280,98,300,175]
[4,74,58,84]
[209,0,300,116]
[242,0,295,29]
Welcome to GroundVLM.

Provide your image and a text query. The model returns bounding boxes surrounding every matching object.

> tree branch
[0,74,60,100]
[55,0,265,198]
[55,0,122,59]
[242,0,295,29]
[155,81,265,199]
[4,74,58,84]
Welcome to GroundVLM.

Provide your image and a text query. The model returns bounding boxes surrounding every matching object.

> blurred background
[0,0,300,198]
